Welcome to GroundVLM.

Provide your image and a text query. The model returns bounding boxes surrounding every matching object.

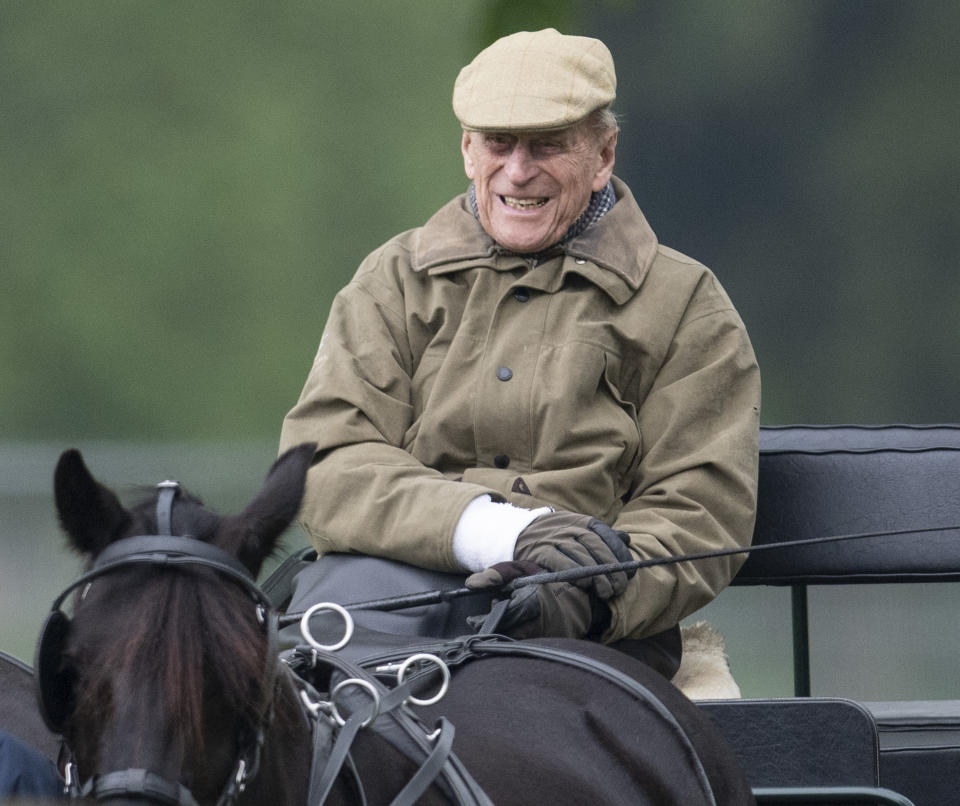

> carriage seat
[713,424,960,806]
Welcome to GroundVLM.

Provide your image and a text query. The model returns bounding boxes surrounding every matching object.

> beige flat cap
[453,28,616,131]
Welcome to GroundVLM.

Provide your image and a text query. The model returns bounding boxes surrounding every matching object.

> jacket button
[496,367,513,381]
[494,454,510,469]
[513,287,530,303]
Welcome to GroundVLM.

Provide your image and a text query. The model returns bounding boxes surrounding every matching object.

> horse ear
[54,449,132,558]
[219,443,317,576]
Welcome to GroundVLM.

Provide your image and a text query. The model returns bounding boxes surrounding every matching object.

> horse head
[40,443,317,806]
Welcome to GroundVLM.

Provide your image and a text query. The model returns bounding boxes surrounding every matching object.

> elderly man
[279,29,759,676]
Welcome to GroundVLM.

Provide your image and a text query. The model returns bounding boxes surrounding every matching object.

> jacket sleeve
[278,256,496,572]
[605,282,760,641]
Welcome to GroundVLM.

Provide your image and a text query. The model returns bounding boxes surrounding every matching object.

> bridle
[36,481,279,806]
[39,481,495,806]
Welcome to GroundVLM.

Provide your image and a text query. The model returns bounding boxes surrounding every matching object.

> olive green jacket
[279,177,760,641]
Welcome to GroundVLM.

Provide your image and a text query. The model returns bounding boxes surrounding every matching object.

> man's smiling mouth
[502,195,549,210]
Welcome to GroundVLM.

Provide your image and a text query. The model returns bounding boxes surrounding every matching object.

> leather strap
[82,769,200,806]
[309,711,366,806]
[473,598,510,634]
[52,536,263,613]
[155,481,179,536]
[290,645,493,806]
[388,717,456,806]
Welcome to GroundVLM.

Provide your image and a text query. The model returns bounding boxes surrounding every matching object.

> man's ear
[592,129,618,192]
[461,130,476,180]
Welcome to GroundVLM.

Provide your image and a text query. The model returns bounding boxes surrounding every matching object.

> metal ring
[331,678,381,728]
[396,653,450,707]
[300,602,354,651]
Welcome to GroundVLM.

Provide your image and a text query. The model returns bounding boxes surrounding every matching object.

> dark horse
[29,444,753,805]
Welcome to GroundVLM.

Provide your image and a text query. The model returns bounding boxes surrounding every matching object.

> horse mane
[70,490,270,761]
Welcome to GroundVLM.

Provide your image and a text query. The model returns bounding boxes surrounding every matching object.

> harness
[288,601,719,806]
[287,634,491,806]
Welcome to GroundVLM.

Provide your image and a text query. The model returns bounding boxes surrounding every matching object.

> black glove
[464,559,542,591]
[513,511,635,600]
[465,561,608,640]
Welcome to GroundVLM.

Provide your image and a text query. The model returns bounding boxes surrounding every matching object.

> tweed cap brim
[453,28,616,131]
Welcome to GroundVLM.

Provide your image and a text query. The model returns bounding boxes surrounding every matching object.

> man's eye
[530,139,565,157]
[485,134,513,150]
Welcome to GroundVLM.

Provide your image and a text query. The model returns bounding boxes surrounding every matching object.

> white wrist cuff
[452,495,551,572]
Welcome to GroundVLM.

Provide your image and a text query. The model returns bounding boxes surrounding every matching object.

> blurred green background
[2,1,959,698]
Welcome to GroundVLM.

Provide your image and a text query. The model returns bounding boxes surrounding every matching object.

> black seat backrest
[730,425,960,695]
[736,425,960,585]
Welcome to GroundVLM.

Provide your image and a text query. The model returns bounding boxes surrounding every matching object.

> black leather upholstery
[735,425,960,585]
[866,701,960,806]
[699,699,881,789]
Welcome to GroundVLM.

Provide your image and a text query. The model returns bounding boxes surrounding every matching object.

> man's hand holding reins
[463,512,635,639]
[512,511,636,600]
[464,560,597,639]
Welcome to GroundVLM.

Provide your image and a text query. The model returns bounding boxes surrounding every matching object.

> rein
[280,521,960,623]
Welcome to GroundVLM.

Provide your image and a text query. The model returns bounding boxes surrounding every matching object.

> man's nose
[503,143,537,184]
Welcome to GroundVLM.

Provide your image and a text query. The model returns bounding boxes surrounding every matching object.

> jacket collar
[410,177,659,304]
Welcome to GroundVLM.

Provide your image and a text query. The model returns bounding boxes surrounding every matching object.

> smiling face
[461,119,617,254]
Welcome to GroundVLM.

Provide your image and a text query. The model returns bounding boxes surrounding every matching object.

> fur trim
[671,621,741,700]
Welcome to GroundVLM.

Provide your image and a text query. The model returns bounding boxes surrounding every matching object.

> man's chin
[488,223,558,255]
